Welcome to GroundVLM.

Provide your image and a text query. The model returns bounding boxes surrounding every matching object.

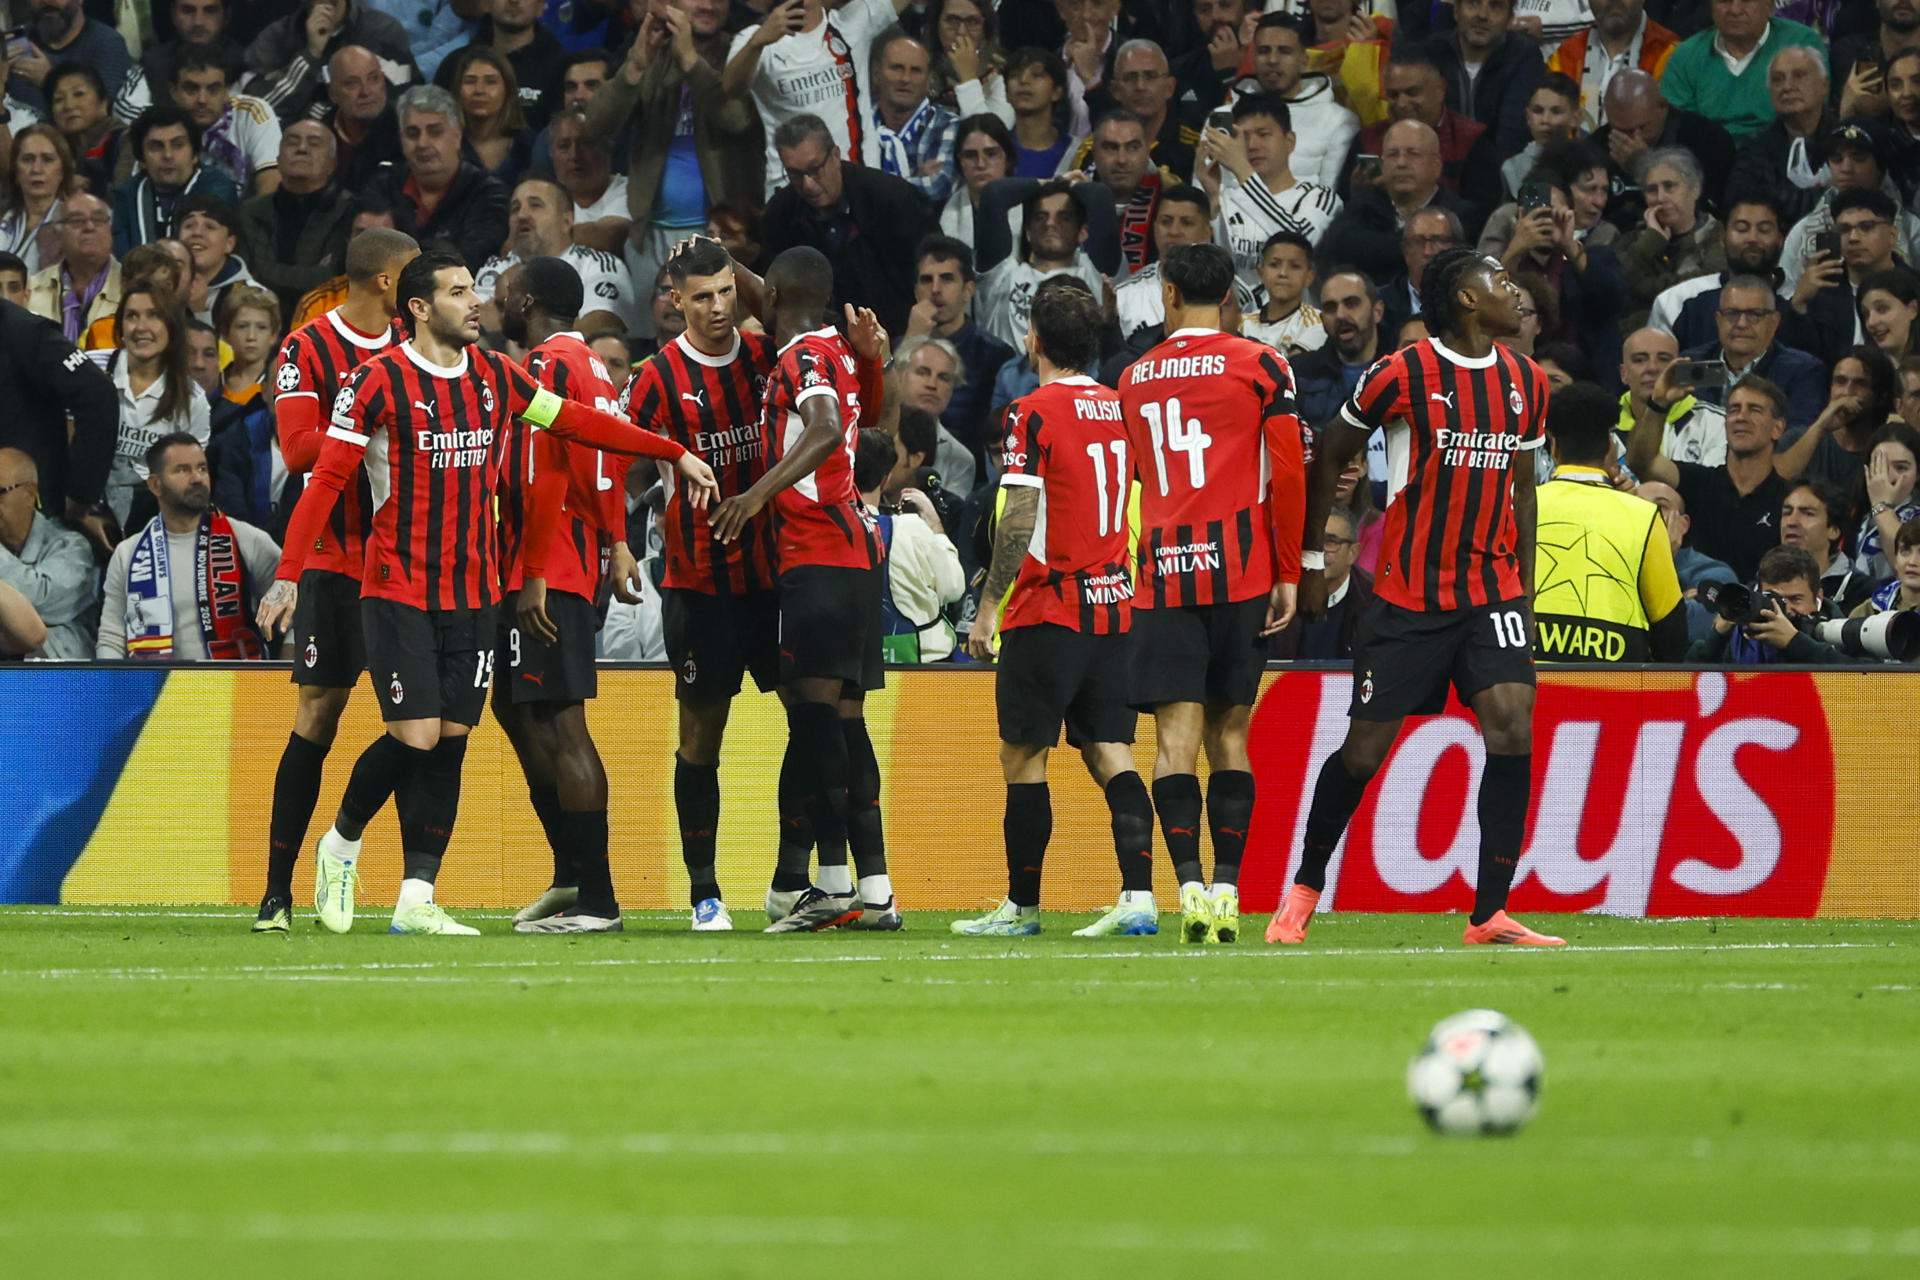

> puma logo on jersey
[1429,391,1456,409]
[680,390,707,407]
[412,399,435,415]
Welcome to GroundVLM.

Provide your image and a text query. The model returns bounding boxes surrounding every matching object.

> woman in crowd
[926,0,1012,125]
[1881,48,1920,202]
[1619,149,1724,327]
[448,47,532,187]
[1858,268,1920,360]
[210,285,280,441]
[941,113,1014,250]
[1856,424,1920,581]
[46,63,125,192]
[97,282,210,530]
[0,124,76,274]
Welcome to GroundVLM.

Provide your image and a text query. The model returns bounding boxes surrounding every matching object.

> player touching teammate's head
[1159,241,1238,324]
[344,227,420,313]
[763,245,834,333]
[1026,274,1102,374]
[1545,382,1617,467]
[395,248,472,341]
[666,236,732,287]
[1421,247,1523,342]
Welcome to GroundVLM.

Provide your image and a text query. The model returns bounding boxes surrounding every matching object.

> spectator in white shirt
[1240,229,1325,354]
[168,43,283,195]
[856,427,964,661]
[1195,91,1341,296]
[475,176,639,335]
[1230,13,1356,190]
[91,283,211,529]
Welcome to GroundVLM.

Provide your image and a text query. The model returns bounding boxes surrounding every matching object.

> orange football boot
[1462,911,1565,947]
[1264,884,1320,944]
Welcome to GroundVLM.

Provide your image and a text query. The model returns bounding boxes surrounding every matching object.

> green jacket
[1660,20,1826,139]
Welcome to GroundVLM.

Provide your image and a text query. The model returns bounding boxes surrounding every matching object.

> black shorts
[1349,596,1537,721]
[778,564,884,693]
[499,590,599,705]
[289,569,366,688]
[661,586,781,704]
[363,598,499,726]
[1128,596,1270,710]
[997,623,1137,749]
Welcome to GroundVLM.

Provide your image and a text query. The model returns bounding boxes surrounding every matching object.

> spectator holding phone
[1790,187,1907,366]
[1676,275,1828,438]
[4,0,133,117]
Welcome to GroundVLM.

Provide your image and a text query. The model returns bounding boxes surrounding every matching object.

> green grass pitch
[1,908,1916,1277]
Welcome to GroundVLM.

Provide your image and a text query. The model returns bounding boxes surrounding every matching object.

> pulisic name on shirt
[1073,397,1124,422]
[1127,353,1229,384]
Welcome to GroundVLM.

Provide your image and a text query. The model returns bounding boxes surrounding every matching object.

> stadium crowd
[0,0,1917,667]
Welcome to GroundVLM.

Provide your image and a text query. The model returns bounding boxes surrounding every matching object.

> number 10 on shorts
[1491,609,1528,648]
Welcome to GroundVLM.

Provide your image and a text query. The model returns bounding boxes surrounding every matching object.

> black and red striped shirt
[624,331,779,595]
[762,328,882,572]
[272,308,400,577]
[1342,338,1549,613]
[1118,328,1307,609]
[500,333,630,600]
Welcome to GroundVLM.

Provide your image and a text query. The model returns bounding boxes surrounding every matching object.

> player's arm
[845,303,891,424]
[273,344,326,473]
[520,388,718,505]
[1512,444,1537,599]
[1623,362,1683,487]
[1258,358,1309,634]
[965,483,1040,661]
[711,392,842,543]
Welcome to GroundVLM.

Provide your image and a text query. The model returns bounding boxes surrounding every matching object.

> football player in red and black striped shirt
[952,277,1158,939]
[621,237,785,932]
[259,250,715,935]
[1117,243,1308,946]
[490,258,633,934]
[252,227,418,935]
[710,246,897,933]
[1273,249,1564,949]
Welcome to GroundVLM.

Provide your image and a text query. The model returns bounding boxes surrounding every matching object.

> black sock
[1105,771,1155,893]
[561,808,617,917]
[674,753,722,905]
[842,718,886,882]
[399,736,468,885]
[788,702,850,876]
[1151,774,1204,887]
[1296,752,1372,893]
[772,735,813,892]
[1473,753,1532,925]
[1206,769,1255,889]
[266,731,329,896]
[527,783,574,889]
[1004,782,1051,907]
[336,734,426,840]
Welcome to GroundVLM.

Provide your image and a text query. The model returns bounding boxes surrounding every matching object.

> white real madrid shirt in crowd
[1664,401,1728,468]
[1112,261,1258,341]
[972,250,1106,350]
[1512,0,1594,55]
[730,0,900,199]
[1214,172,1341,296]
[88,350,212,526]
[474,244,641,335]
[1243,302,1327,353]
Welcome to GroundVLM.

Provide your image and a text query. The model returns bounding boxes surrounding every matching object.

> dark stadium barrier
[0,665,1913,916]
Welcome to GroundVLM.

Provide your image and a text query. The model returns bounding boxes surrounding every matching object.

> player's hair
[344,227,419,282]
[1003,46,1069,90]
[132,104,203,156]
[1544,381,1616,466]
[521,255,584,323]
[1158,183,1212,219]
[1261,229,1315,262]
[1161,242,1237,309]
[170,42,235,86]
[1787,477,1849,545]
[666,237,733,285]
[772,113,834,153]
[915,233,976,283]
[1830,185,1900,225]
[1727,374,1789,422]
[1756,544,1822,596]
[1533,71,1580,108]
[854,428,896,494]
[897,407,938,465]
[143,430,205,476]
[1029,278,1102,373]
[213,283,280,338]
[395,249,467,335]
[764,245,834,321]
[1231,92,1291,132]
[1419,247,1490,341]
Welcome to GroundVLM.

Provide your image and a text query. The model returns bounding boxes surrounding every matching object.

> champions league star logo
[388,675,405,705]
[332,386,355,418]
[277,363,301,393]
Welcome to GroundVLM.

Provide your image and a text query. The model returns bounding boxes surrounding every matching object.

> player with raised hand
[491,258,632,934]
[1268,247,1563,949]
[252,226,418,935]
[1117,242,1308,945]
[709,246,897,934]
[619,236,788,933]
[258,250,715,936]
[952,276,1158,938]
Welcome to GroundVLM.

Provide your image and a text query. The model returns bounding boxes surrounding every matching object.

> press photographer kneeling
[1688,547,1849,664]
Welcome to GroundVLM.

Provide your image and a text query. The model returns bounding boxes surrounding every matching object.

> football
[1406,1009,1544,1136]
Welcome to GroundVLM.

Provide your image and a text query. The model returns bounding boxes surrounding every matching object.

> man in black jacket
[1592,69,1734,226]
[1424,0,1543,161]
[245,0,418,124]
[760,114,934,340]
[0,300,121,557]
[371,86,509,272]
[239,119,355,314]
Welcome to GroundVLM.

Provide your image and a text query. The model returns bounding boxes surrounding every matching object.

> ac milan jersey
[624,331,779,595]
[762,327,881,572]
[273,308,399,577]
[1341,338,1549,612]
[329,343,548,610]
[998,376,1134,635]
[1118,327,1308,608]
[500,333,630,600]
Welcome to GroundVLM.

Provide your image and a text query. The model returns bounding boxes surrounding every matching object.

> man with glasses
[1659,0,1826,139]
[25,193,122,344]
[1069,39,1198,182]
[1787,187,1905,365]
[1267,507,1370,659]
[1380,205,1463,340]
[1322,119,1474,288]
[1777,120,1920,284]
[1677,275,1827,437]
[760,113,931,339]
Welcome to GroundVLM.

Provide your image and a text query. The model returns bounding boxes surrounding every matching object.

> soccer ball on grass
[1405,1009,1543,1136]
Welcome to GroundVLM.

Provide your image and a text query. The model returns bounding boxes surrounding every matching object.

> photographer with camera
[1687,546,1849,665]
